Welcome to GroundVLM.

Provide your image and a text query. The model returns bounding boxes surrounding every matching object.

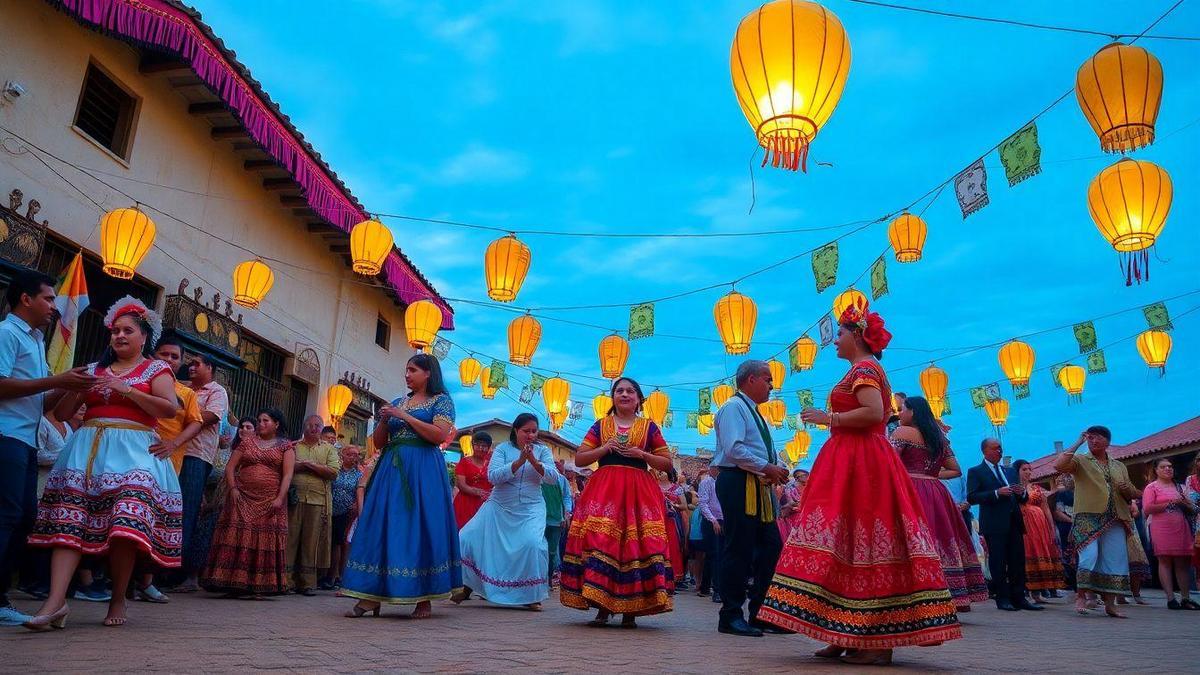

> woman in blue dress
[342,353,460,619]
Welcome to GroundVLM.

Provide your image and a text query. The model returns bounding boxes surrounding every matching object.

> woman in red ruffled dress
[758,305,961,665]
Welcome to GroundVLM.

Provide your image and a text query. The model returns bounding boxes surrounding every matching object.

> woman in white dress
[453,413,559,609]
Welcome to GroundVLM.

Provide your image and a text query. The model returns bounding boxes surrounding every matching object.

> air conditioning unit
[285,345,321,386]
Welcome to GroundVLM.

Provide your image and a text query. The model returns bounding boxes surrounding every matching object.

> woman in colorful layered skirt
[656,469,687,583]
[201,409,294,597]
[454,413,558,609]
[26,297,182,630]
[1053,426,1139,618]
[561,377,675,628]
[342,353,460,619]
[1012,459,1065,602]
[891,396,988,612]
[190,416,256,583]
[758,305,960,666]
[452,433,493,528]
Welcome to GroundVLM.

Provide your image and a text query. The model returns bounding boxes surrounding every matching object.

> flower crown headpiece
[103,295,163,347]
[838,301,892,354]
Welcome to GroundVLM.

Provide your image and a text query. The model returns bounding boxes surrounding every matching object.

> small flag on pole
[47,253,89,375]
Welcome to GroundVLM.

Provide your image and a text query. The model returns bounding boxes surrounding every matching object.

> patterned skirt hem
[756,606,962,649]
[1076,570,1130,596]
[560,587,672,617]
[28,528,180,568]
[338,587,462,605]
[201,581,291,595]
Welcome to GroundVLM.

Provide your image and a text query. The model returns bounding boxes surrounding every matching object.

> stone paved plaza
[3,587,1195,673]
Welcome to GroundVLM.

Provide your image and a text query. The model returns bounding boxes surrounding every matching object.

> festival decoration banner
[47,252,89,375]
[1143,302,1172,331]
[629,303,655,340]
[942,397,953,416]
[1087,350,1107,374]
[998,122,1042,187]
[1050,364,1066,388]
[687,413,699,429]
[796,389,815,409]
[954,158,990,218]
[812,242,839,293]
[870,256,888,301]
[1073,321,1098,353]
[569,400,584,424]
[818,314,835,346]
[663,411,674,429]
[432,337,451,360]
[788,339,803,373]
[969,384,1001,409]
[529,373,546,392]
[519,385,533,404]
[1014,383,1031,400]
[786,415,798,430]
[698,387,712,415]
[488,361,508,389]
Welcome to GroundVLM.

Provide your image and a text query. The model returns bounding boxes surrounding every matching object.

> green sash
[735,393,777,523]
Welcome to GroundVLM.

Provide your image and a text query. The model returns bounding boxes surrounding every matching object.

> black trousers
[715,468,781,625]
[0,437,38,600]
[699,518,723,594]
[982,517,1026,605]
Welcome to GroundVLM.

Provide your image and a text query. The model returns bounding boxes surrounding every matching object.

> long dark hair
[902,396,944,460]
[408,353,448,397]
[509,412,539,446]
[98,313,156,368]
[608,376,646,415]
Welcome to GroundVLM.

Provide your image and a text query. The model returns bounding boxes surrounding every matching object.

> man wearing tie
[967,438,1043,612]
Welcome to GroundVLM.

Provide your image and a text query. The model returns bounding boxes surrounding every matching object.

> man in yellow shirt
[289,414,339,595]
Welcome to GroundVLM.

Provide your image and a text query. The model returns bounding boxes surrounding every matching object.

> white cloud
[435,144,530,184]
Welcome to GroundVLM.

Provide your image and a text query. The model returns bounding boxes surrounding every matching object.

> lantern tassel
[1121,249,1152,287]
[760,135,810,173]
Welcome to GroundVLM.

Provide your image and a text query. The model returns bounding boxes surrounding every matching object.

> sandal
[134,585,169,604]
[525,602,543,612]
[345,601,381,618]
[587,611,612,627]
[1181,599,1200,611]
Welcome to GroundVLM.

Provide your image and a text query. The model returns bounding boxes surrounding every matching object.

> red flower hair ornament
[838,303,892,354]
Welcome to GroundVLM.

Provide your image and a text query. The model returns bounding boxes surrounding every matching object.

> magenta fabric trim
[51,0,453,327]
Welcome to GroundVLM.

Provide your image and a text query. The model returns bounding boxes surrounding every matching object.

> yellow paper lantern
[730,0,851,172]
[768,359,786,391]
[1087,158,1172,285]
[99,207,155,279]
[479,367,498,400]
[644,390,670,427]
[984,398,1009,431]
[1058,365,1087,403]
[484,234,531,302]
[404,299,443,350]
[550,408,567,431]
[929,397,946,419]
[758,399,786,429]
[793,429,811,459]
[230,260,275,309]
[543,377,570,415]
[327,383,352,429]
[1075,43,1162,154]
[698,413,714,429]
[714,291,757,355]
[1135,329,1171,374]
[598,334,629,379]
[998,340,1036,387]
[459,357,483,388]
[793,335,818,371]
[888,213,927,263]
[593,392,613,420]
[459,434,473,456]
[507,314,541,366]
[349,218,394,276]
[833,288,867,319]
[698,414,713,436]
[919,363,948,402]
[713,384,735,408]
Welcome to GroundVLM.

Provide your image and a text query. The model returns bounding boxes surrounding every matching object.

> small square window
[375,314,391,351]
[74,63,139,159]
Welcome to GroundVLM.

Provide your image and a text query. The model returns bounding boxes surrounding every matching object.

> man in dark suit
[967,438,1043,612]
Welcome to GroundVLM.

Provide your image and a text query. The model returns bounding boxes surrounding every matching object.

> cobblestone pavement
[2,587,1194,673]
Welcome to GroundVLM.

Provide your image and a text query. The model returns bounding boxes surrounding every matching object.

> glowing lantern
[404,299,442,350]
[698,415,712,436]
[1087,158,1172,285]
[929,398,946,419]
[1058,365,1087,403]
[759,399,786,429]
[644,390,669,427]
[543,377,570,415]
[459,434,473,457]
[231,260,274,309]
[984,398,1009,432]
[327,383,352,429]
[459,357,483,388]
[833,288,867,319]
[920,364,948,403]
[768,359,786,391]
[1135,329,1171,375]
[998,340,1036,387]
[479,367,498,400]
[793,429,811,460]
[888,213,927,263]
[713,384,735,408]
[484,234,531,302]
[99,207,155,279]
[714,291,757,355]
[507,314,541,366]
[793,335,818,371]
[1075,43,1162,154]
[593,392,613,420]
[349,218,393,275]
[698,413,714,429]
[550,408,567,431]
[598,334,629,379]
[730,0,851,172]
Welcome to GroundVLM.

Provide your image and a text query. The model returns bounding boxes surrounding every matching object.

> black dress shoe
[299,588,317,597]
[996,600,1019,611]
[1015,600,1044,611]
[750,619,796,635]
[718,618,764,637]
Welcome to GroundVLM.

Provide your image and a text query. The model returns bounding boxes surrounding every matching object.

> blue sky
[193,0,1198,464]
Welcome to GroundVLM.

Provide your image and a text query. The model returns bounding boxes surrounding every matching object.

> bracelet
[830,411,838,427]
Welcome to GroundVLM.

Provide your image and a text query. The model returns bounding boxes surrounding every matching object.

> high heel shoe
[841,649,892,666]
[23,605,69,631]
[344,602,381,618]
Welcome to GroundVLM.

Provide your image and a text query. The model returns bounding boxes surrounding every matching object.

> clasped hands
[600,439,645,460]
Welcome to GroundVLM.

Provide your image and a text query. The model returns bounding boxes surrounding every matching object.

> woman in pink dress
[1188,457,1200,572]
[776,469,807,541]
[890,396,988,611]
[1142,458,1200,610]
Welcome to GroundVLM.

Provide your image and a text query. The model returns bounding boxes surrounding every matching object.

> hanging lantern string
[845,0,1199,41]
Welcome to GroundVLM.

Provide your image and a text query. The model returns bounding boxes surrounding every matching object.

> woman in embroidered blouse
[342,353,460,619]
[1012,459,1065,601]
[25,297,181,630]
[453,432,493,528]
[1142,458,1200,610]
[561,377,675,628]
[453,413,559,609]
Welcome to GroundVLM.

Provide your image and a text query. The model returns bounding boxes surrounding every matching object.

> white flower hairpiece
[103,295,163,347]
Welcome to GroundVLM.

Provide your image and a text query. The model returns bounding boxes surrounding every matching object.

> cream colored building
[0,0,452,441]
